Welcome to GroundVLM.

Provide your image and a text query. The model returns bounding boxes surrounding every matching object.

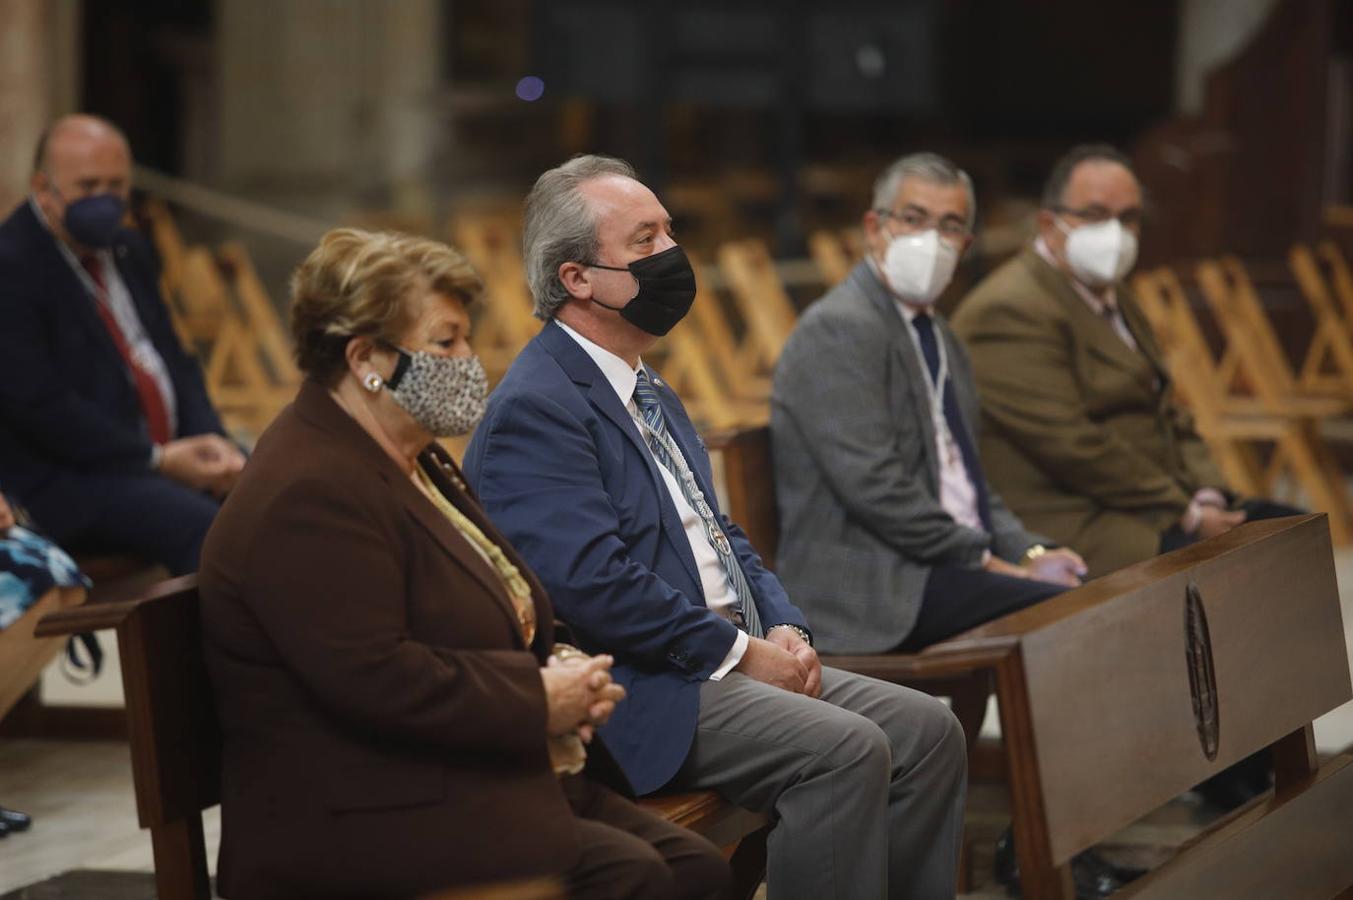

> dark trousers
[562,775,730,900]
[1159,498,1307,555]
[899,565,1067,652]
[27,473,220,576]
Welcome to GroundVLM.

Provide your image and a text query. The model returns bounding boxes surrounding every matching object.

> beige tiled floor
[1,545,1351,896]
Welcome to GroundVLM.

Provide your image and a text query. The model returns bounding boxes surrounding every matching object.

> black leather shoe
[0,819,10,839]
[993,828,1141,899]
[0,807,30,833]
[993,828,1019,895]
[1078,848,1146,886]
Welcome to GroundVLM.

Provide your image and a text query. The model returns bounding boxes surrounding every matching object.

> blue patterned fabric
[0,525,89,630]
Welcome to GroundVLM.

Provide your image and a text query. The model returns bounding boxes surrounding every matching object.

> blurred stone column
[0,0,80,211]
[216,0,443,220]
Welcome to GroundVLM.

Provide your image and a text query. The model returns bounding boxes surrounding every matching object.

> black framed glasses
[1050,204,1143,229]
[875,207,971,240]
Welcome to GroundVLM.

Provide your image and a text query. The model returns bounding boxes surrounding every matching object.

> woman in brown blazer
[198,229,729,899]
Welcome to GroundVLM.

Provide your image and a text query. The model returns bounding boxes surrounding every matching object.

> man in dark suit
[464,155,968,900]
[772,152,1086,656]
[0,115,242,574]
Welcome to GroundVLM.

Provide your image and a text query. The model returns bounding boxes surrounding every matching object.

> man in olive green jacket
[953,145,1247,578]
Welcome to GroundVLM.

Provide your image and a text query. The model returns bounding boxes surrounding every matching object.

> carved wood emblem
[1184,582,1221,761]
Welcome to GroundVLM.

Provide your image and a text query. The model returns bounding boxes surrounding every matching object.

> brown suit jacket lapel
[1024,248,1160,395]
[293,381,543,655]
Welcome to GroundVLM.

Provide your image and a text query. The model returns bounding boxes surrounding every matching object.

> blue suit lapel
[539,323,706,597]
[38,226,129,375]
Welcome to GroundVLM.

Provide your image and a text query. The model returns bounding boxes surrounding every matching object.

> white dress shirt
[890,295,985,533]
[557,321,748,678]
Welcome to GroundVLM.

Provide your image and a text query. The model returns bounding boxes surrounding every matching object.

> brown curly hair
[289,228,484,385]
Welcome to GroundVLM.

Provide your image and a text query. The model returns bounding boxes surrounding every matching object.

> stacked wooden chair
[142,200,300,440]
[716,238,802,383]
[1131,264,1353,544]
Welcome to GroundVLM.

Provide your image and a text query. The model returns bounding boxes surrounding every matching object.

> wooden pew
[961,514,1353,900]
[708,425,1353,899]
[34,578,769,900]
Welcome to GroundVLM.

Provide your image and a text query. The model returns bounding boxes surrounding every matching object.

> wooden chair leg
[150,817,212,900]
[995,656,1075,900]
[727,825,769,900]
[949,672,993,752]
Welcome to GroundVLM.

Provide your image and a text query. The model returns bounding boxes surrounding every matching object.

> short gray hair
[871,152,976,232]
[523,154,638,320]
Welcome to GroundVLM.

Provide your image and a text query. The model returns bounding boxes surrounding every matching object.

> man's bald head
[32,114,130,173]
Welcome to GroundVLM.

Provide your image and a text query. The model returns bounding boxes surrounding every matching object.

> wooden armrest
[821,642,1012,681]
[33,574,197,637]
[35,599,141,637]
[640,790,769,849]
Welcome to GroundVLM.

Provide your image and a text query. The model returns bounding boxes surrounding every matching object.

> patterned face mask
[385,349,488,437]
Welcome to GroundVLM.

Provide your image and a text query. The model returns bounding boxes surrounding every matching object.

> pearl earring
[362,372,383,393]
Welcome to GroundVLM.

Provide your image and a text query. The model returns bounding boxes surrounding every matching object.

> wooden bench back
[707,425,780,572]
[955,514,1351,867]
[109,577,221,828]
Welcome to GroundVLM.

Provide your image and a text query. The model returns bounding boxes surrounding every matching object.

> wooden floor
[2,543,1351,897]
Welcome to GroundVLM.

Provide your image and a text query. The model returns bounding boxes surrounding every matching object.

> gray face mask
[385,349,488,437]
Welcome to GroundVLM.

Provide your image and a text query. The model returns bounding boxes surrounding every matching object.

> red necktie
[80,255,172,444]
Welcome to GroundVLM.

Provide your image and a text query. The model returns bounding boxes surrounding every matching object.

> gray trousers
[669,667,967,900]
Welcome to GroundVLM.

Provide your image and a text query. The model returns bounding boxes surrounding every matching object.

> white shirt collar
[554,319,642,406]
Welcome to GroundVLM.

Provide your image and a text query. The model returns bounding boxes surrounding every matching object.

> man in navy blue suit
[464,155,967,900]
[0,115,243,575]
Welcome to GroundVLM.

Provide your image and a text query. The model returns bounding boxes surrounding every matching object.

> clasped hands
[733,625,823,698]
[158,434,245,498]
[540,650,626,742]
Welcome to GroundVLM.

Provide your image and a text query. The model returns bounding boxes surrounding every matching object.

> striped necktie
[633,369,763,637]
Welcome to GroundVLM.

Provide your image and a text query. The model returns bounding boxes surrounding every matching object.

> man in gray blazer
[772,152,1087,655]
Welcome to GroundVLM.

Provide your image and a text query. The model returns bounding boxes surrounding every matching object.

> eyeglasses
[1051,204,1143,229]
[875,207,971,240]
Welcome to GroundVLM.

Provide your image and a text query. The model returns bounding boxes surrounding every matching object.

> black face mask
[586,245,697,336]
